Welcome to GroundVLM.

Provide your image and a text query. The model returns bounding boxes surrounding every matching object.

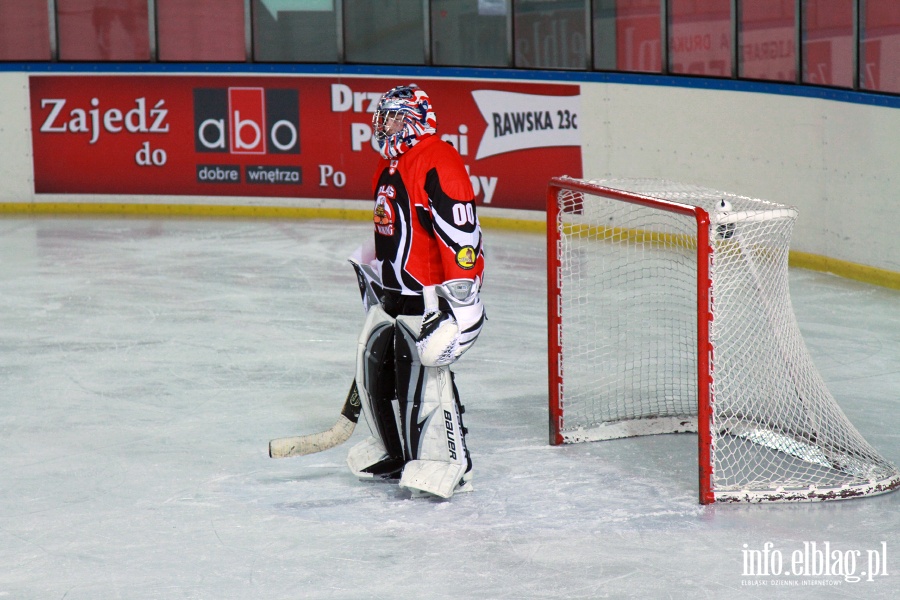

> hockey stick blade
[269,380,362,458]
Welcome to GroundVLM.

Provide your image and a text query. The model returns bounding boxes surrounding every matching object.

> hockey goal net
[547,176,900,504]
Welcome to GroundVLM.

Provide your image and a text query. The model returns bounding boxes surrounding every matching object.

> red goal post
[546,176,900,505]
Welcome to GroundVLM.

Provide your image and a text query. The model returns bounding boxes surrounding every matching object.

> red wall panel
[156,0,246,62]
[863,0,900,93]
[0,0,51,61]
[57,0,150,61]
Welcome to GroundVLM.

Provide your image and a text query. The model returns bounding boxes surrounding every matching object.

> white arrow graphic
[471,89,581,160]
[259,0,332,20]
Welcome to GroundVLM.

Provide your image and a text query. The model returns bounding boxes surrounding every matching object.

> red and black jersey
[371,135,485,295]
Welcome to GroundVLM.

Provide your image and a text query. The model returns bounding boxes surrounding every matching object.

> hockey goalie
[345,83,486,499]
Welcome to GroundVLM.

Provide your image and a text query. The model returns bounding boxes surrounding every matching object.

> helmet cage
[373,109,407,142]
[372,85,422,142]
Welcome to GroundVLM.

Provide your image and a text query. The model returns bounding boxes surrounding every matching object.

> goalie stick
[268,380,362,458]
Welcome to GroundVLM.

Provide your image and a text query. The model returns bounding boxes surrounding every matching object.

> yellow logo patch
[456,246,477,270]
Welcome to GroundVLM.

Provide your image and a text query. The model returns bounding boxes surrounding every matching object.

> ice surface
[1,217,898,599]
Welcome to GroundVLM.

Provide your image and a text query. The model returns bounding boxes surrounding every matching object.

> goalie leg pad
[347,436,399,480]
[348,305,405,479]
[395,316,472,498]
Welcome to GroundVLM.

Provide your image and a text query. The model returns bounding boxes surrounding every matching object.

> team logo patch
[456,246,477,270]
[374,184,396,236]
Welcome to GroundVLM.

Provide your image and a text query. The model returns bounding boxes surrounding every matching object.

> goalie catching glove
[416,279,485,367]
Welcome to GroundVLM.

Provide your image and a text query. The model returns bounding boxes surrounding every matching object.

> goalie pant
[346,302,472,499]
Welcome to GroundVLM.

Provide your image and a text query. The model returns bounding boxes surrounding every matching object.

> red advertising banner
[29,75,582,211]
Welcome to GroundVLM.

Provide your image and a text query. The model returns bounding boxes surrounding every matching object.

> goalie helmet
[372,84,437,159]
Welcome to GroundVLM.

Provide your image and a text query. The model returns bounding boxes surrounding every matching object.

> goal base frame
[557,416,698,445]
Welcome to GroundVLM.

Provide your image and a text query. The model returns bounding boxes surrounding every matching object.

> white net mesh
[550,177,900,503]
